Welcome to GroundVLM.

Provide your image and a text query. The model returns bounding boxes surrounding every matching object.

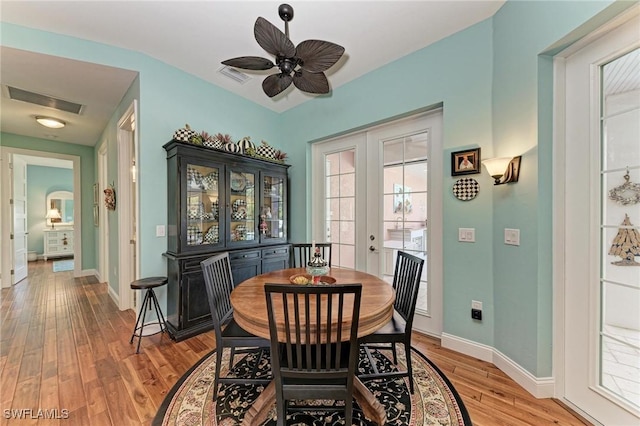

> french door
[311,110,443,336]
[560,10,639,424]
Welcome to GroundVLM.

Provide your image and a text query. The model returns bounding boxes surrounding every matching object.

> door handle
[369,245,376,252]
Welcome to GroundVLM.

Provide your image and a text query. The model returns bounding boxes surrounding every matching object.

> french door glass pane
[599,48,640,411]
[382,132,429,313]
[325,150,355,268]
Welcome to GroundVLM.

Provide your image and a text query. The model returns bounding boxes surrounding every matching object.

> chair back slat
[392,251,425,328]
[291,243,333,268]
[265,283,362,379]
[201,252,235,340]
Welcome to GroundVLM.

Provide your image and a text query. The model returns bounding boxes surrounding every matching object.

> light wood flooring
[1,261,589,425]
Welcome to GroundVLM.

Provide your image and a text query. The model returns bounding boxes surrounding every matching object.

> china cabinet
[163,140,290,340]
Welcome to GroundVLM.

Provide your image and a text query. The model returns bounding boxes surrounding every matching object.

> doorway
[0,147,82,287]
[116,100,139,311]
[311,110,443,336]
[555,9,639,425]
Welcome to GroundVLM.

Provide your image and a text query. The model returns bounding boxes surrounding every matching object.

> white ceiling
[1,1,507,146]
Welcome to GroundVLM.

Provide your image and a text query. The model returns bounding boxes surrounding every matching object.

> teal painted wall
[0,0,623,379]
[1,133,96,270]
[491,0,613,376]
[26,165,73,254]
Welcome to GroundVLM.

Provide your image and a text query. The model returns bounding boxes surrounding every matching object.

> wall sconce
[482,156,522,185]
[46,208,62,229]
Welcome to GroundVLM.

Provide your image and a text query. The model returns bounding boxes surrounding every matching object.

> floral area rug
[153,345,471,426]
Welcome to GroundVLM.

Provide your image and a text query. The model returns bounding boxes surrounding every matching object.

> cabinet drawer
[47,246,73,254]
[229,250,261,261]
[182,256,209,272]
[262,246,289,258]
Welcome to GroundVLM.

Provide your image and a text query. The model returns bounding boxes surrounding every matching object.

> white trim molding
[442,333,555,398]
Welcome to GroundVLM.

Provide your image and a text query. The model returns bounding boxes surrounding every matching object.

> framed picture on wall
[451,148,481,176]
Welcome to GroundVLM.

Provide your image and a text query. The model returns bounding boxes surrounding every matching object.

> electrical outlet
[156,225,166,237]
[471,300,482,310]
[471,309,482,320]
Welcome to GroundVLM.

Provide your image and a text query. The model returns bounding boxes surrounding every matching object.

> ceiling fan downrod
[278,4,293,39]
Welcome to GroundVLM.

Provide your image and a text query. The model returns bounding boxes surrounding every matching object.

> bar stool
[129,277,168,353]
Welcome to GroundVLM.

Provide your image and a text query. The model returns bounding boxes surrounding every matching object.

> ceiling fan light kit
[222,3,345,98]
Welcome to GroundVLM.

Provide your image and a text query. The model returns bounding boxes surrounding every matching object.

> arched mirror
[46,190,74,227]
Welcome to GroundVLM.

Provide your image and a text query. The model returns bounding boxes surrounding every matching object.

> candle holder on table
[306,248,330,284]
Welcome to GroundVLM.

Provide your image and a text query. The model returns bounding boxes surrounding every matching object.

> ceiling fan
[221,3,345,98]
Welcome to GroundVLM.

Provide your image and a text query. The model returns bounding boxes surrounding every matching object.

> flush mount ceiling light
[36,116,66,129]
[482,156,522,185]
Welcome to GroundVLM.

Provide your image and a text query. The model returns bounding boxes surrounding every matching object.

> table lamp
[46,208,62,229]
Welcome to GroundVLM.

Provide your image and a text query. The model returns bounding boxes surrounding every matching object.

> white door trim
[116,100,139,311]
[0,147,82,287]
[97,142,109,287]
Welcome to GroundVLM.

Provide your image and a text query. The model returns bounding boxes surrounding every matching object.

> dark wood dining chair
[201,252,271,400]
[265,282,362,426]
[358,250,424,393]
[290,242,332,267]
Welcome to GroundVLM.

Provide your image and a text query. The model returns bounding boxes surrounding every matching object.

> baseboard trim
[107,284,120,306]
[441,333,555,398]
[79,268,97,278]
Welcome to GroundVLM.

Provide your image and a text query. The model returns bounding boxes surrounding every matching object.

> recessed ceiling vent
[218,66,252,84]
[7,86,83,114]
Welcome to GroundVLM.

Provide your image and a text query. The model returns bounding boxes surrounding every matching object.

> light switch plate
[156,225,166,237]
[505,228,520,245]
[458,228,475,243]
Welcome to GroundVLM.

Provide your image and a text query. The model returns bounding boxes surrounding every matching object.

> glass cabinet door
[228,169,257,245]
[260,173,287,243]
[184,162,222,251]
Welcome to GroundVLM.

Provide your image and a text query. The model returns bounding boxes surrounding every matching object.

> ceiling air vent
[7,86,83,114]
[218,66,251,84]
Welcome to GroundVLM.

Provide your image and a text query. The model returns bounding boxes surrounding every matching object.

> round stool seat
[130,276,167,290]
[129,276,168,354]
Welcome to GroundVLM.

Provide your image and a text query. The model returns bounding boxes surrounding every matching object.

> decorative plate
[237,206,247,218]
[232,199,246,212]
[203,226,219,244]
[202,172,218,191]
[230,172,247,192]
[187,167,203,189]
[453,178,479,201]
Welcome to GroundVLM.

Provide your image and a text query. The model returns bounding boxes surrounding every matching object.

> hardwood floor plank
[0,261,590,426]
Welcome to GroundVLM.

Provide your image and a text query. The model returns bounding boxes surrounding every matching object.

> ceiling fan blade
[221,56,275,70]
[295,40,345,73]
[293,69,330,94]
[255,17,296,58]
[262,73,293,97]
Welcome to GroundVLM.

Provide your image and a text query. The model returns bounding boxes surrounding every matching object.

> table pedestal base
[241,377,387,426]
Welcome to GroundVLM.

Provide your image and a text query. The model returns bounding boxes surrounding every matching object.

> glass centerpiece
[306,242,329,284]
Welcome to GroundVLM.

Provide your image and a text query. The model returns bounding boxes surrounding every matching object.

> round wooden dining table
[230,267,395,426]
